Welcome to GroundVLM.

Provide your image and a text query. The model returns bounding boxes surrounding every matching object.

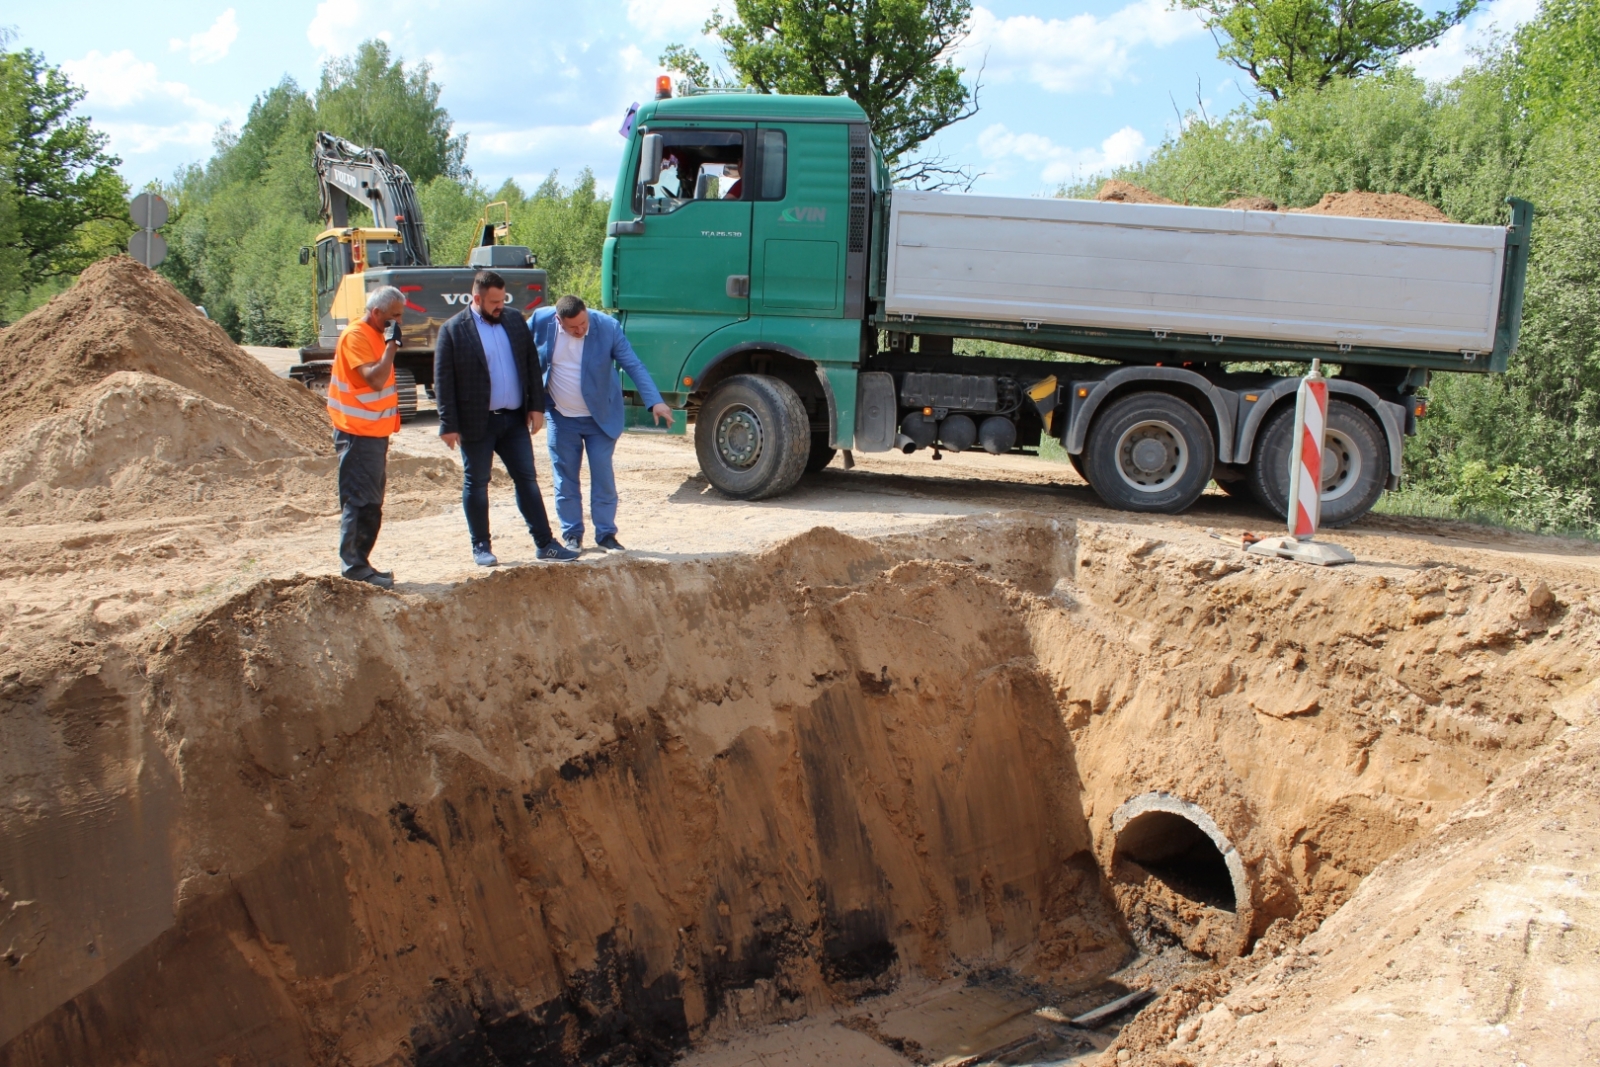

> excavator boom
[313,132,431,266]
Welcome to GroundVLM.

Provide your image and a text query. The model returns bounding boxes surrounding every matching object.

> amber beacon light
[655,75,673,100]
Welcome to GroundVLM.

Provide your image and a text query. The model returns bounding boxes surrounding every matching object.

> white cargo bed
[884,193,1509,354]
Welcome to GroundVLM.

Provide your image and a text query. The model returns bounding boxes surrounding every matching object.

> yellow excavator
[293,133,548,418]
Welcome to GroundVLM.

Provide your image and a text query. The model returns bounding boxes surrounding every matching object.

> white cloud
[170,9,239,65]
[979,123,1149,185]
[470,116,621,159]
[94,120,219,154]
[1404,0,1541,82]
[625,0,720,38]
[964,0,1206,94]
[308,0,369,55]
[59,50,233,156]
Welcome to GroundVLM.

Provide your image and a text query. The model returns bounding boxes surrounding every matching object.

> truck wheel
[805,433,837,473]
[1083,392,1216,513]
[394,368,419,422]
[1247,399,1388,527]
[695,374,811,500]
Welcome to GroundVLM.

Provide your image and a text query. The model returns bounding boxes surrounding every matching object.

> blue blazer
[531,308,666,439]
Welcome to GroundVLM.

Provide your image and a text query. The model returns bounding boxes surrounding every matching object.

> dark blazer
[434,307,545,442]
[530,308,666,439]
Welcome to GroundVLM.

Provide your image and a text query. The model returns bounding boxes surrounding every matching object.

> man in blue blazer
[531,295,672,551]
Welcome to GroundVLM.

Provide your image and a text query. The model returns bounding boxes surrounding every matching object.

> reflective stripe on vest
[327,321,400,436]
[329,377,397,404]
[328,397,400,421]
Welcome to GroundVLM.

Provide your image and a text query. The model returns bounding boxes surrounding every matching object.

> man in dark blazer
[435,270,579,565]
[531,296,672,551]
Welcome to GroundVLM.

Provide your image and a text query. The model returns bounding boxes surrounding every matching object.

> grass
[1372,487,1600,542]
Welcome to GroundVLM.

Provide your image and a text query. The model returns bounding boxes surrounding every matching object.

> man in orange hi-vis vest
[328,286,403,588]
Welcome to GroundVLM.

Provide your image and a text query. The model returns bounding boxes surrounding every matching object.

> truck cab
[605,94,878,488]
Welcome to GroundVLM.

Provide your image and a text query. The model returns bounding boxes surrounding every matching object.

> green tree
[162,41,477,346]
[1176,0,1477,99]
[315,40,467,184]
[664,0,980,186]
[1512,0,1600,132]
[0,44,130,296]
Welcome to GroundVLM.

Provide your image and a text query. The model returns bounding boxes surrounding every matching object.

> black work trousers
[335,430,389,579]
[459,408,554,550]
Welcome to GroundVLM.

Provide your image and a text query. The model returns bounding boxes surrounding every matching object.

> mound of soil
[0,256,330,451]
[0,257,360,522]
[1221,196,1280,211]
[1292,190,1453,222]
[1097,180,1177,205]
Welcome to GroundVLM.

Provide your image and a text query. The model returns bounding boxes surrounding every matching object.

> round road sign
[129,192,169,231]
[129,230,168,268]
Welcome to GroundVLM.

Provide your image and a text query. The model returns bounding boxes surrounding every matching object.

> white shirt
[548,324,590,417]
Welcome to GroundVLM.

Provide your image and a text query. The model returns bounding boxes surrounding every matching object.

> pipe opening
[1113,811,1236,913]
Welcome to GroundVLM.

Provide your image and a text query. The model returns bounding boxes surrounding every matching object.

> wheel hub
[716,406,763,470]
[1131,438,1168,473]
[1318,428,1362,502]
[1115,420,1188,493]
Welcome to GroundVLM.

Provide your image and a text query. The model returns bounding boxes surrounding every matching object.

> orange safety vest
[327,320,399,436]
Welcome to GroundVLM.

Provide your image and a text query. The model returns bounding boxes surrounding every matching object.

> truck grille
[848,135,868,255]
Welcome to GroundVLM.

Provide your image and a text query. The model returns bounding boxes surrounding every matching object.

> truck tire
[1083,392,1216,514]
[1247,399,1387,527]
[806,432,837,473]
[695,374,811,500]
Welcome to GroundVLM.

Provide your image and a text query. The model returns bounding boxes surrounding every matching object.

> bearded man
[434,270,578,566]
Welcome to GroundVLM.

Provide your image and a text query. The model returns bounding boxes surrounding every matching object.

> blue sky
[7,0,1539,199]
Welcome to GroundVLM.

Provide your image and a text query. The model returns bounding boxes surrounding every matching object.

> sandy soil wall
[1,518,1593,1066]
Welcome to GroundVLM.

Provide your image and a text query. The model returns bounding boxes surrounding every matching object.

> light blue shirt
[472,306,521,411]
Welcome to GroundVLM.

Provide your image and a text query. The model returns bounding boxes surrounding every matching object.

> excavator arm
[313,131,431,266]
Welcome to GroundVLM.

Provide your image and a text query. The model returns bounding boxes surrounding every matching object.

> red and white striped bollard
[1286,360,1328,539]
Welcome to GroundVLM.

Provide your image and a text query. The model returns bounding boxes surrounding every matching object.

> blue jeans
[546,410,619,543]
[459,409,553,549]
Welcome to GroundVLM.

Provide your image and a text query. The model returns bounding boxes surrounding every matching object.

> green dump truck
[603,89,1531,526]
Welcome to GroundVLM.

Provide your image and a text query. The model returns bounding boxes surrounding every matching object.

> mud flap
[853,372,896,453]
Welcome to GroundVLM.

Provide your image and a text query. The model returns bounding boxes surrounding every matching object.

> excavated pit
[0,516,1591,1066]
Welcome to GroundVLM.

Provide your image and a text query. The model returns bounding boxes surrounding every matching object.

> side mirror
[637,133,665,186]
[298,246,311,266]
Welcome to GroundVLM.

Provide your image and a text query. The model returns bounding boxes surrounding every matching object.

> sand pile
[1097,180,1178,205]
[1221,195,1280,211]
[0,256,329,448]
[1097,181,1455,221]
[0,258,360,522]
[1292,189,1453,222]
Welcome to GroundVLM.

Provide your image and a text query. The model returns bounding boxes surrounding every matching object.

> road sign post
[1248,359,1357,566]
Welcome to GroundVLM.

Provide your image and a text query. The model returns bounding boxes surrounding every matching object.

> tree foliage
[0,42,131,311]
[315,41,467,184]
[664,0,979,186]
[1511,0,1600,132]
[1177,0,1477,99]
